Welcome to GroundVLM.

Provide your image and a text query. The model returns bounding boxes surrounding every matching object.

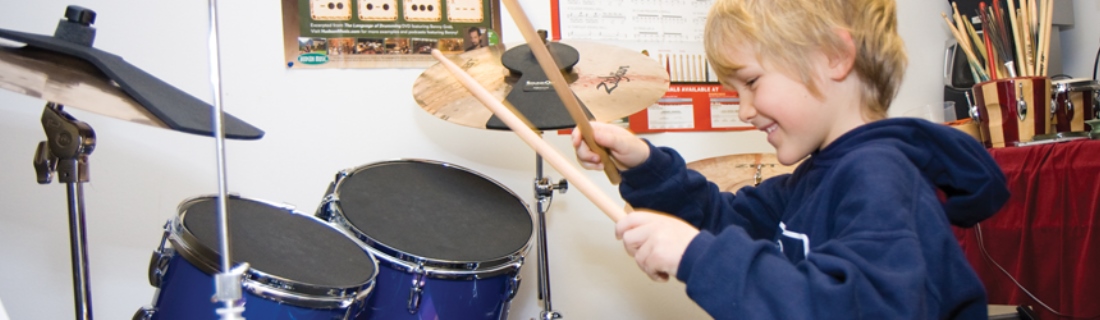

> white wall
[1,1,1097,319]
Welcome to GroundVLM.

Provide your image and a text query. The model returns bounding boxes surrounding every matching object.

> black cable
[1093,43,1099,81]
[1094,34,1100,81]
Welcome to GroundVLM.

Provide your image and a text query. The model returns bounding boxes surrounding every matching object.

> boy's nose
[738,98,756,123]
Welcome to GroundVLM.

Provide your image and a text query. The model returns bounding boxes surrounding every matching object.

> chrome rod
[533,151,562,320]
[206,0,242,318]
[66,181,93,320]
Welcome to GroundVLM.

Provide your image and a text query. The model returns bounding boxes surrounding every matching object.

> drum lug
[1093,92,1099,119]
[317,193,340,222]
[505,274,522,301]
[407,263,427,314]
[1017,83,1027,121]
[147,221,175,288]
[131,306,155,320]
[965,91,981,123]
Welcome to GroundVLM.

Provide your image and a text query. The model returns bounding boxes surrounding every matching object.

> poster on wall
[552,0,716,83]
[628,83,753,133]
[281,0,502,69]
[553,0,753,133]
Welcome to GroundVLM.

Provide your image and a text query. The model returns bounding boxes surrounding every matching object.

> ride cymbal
[413,40,670,130]
[686,153,800,192]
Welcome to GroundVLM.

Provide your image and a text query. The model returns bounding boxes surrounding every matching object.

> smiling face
[469,29,481,45]
[721,42,863,166]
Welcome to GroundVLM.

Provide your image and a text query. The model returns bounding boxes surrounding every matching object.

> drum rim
[323,158,534,278]
[1053,78,1100,92]
[170,194,379,309]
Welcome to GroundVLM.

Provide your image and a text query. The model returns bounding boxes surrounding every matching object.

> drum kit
[0,3,692,320]
[967,76,1100,148]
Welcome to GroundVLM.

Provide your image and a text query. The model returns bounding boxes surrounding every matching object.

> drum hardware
[505,272,523,301]
[316,159,532,319]
[534,154,567,320]
[136,195,378,319]
[1017,83,1028,121]
[33,102,96,320]
[3,6,267,317]
[407,263,427,314]
[1093,91,1099,119]
[967,91,980,121]
[147,222,175,288]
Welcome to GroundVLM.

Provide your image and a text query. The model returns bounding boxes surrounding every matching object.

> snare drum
[317,159,532,320]
[134,195,378,320]
[971,77,1052,148]
[1051,78,1100,133]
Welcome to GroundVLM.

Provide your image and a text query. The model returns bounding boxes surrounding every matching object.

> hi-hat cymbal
[413,40,670,130]
[0,44,167,129]
[686,153,800,192]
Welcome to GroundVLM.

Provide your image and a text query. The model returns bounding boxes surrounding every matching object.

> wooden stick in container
[1038,0,1054,76]
[1007,0,1028,77]
[942,13,987,81]
[961,16,988,66]
[1020,4,1035,76]
[429,49,628,223]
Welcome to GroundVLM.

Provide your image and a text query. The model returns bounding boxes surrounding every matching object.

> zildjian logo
[597,66,631,94]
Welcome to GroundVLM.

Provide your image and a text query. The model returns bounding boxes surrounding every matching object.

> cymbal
[0,26,264,140]
[413,40,670,130]
[686,153,799,192]
[0,44,167,129]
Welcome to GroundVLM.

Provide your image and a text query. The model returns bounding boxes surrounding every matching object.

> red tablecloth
[954,139,1100,319]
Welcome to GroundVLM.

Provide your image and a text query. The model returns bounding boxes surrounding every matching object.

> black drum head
[337,161,533,263]
[182,197,375,288]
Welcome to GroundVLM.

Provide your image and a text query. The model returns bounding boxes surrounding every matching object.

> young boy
[573,0,1009,318]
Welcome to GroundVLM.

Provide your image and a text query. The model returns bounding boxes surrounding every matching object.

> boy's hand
[572,121,650,171]
[615,210,699,282]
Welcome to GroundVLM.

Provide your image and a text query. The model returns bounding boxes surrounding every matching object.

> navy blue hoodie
[619,118,1009,319]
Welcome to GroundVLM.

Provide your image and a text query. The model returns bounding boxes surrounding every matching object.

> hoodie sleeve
[619,142,789,239]
[674,147,983,320]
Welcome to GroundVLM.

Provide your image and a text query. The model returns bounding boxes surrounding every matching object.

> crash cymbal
[413,40,669,130]
[0,44,168,129]
[686,153,800,192]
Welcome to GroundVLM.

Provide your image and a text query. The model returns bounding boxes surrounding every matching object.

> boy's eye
[745,78,758,87]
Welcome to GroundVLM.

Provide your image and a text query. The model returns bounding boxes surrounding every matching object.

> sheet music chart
[558,0,716,83]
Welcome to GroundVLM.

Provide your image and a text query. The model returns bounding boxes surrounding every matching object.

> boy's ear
[827,27,856,80]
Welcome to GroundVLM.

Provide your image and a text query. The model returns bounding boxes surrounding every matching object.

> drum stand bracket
[34,103,97,320]
[533,153,566,320]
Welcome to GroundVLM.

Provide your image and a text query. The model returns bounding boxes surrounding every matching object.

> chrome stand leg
[66,181,93,320]
[533,153,565,320]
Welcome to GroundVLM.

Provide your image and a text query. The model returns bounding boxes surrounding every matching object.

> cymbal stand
[34,103,97,320]
[533,150,567,320]
[204,0,247,319]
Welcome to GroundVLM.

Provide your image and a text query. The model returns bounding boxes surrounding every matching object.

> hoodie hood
[812,118,1009,227]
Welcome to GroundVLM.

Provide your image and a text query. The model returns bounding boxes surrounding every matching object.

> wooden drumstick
[430,50,628,223]
[501,0,623,185]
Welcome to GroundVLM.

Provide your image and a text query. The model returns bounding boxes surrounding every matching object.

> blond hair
[704,0,907,117]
